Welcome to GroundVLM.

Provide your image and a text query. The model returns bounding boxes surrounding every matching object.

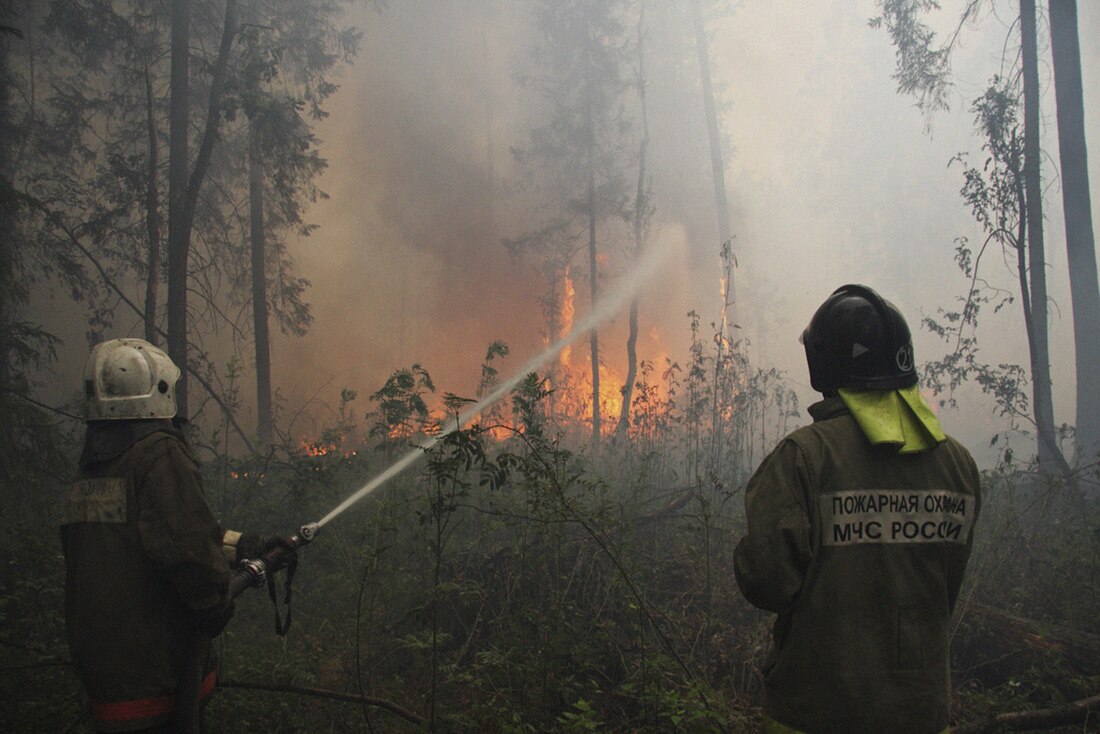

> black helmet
[802,284,917,393]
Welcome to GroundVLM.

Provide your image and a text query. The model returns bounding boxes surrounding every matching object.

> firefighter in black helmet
[734,285,981,734]
[61,338,293,732]
[802,283,918,393]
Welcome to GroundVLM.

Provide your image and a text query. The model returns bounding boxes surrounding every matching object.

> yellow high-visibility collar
[837,385,946,454]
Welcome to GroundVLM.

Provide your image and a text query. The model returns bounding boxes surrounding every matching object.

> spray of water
[314,239,680,529]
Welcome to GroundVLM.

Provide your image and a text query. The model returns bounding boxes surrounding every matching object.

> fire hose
[227,521,318,602]
[175,522,319,734]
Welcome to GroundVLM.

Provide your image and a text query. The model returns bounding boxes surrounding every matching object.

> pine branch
[21,194,257,454]
[0,385,82,422]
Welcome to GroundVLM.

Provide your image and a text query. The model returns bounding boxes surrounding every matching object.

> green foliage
[0,375,82,732]
[557,698,605,731]
[949,462,1100,730]
[920,76,1077,466]
[3,3,1095,731]
[4,318,1098,732]
[958,81,1024,238]
[368,363,437,451]
[478,339,511,395]
[476,340,512,433]
[868,0,963,115]
[6,0,360,448]
[512,371,554,440]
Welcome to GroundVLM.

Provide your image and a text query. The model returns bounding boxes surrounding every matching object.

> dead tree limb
[217,679,424,726]
[638,487,696,522]
[957,603,1100,679]
[953,692,1100,733]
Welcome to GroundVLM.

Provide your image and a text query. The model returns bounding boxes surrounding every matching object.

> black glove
[235,533,264,563]
[192,598,235,638]
[259,535,298,573]
[236,533,297,573]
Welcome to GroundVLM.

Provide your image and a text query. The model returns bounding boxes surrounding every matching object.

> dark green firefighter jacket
[61,420,231,732]
[734,397,980,734]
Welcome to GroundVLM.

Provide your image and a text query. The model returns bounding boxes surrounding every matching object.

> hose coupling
[238,557,267,588]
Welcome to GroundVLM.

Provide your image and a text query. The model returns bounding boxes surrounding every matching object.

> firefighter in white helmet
[61,338,288,732]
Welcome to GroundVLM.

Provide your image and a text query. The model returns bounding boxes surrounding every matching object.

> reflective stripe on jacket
[735,397,980,734]
[61,421,229,731]
[89,670,217,725]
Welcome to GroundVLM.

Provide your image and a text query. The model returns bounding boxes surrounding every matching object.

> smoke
[264,0,1100,465]
[275,0,708,424]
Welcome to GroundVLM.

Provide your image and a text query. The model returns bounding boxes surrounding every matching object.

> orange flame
[596,363,624,427]
[559,267,575,367]
[301,439,335,457]
[540,281,681,437]
[551,359,627,436]
[298,435,359,459]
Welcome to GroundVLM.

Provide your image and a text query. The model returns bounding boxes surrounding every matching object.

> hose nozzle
[228,521,319,600]
[295,522,319,545]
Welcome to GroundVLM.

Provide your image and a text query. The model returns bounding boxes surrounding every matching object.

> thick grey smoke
[269,0,1100,465]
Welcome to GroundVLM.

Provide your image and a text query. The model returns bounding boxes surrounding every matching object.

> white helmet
[83,338,181,420]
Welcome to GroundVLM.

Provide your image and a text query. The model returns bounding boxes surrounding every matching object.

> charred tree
[1048,0,1100,469]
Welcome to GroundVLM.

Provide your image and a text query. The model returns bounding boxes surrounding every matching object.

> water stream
[315,240,679,529]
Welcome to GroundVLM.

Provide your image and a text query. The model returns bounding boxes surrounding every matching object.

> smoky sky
[261,0,1100,464]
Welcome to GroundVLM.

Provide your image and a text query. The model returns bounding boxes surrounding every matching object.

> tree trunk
[588,157,600,456]
[546,273,560,421]
[167,0,191,415]
[249,126,272,448]
[0,35,14,449]
[481,2,496,231]
[617,0,650,440]
[691,0,735,320]
[143,64,161,346]
[710,242,736,470]
[167,0,238,421]
[1048,0,1100,469]
[585,47,601,458]
[1020,0,1066,475]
